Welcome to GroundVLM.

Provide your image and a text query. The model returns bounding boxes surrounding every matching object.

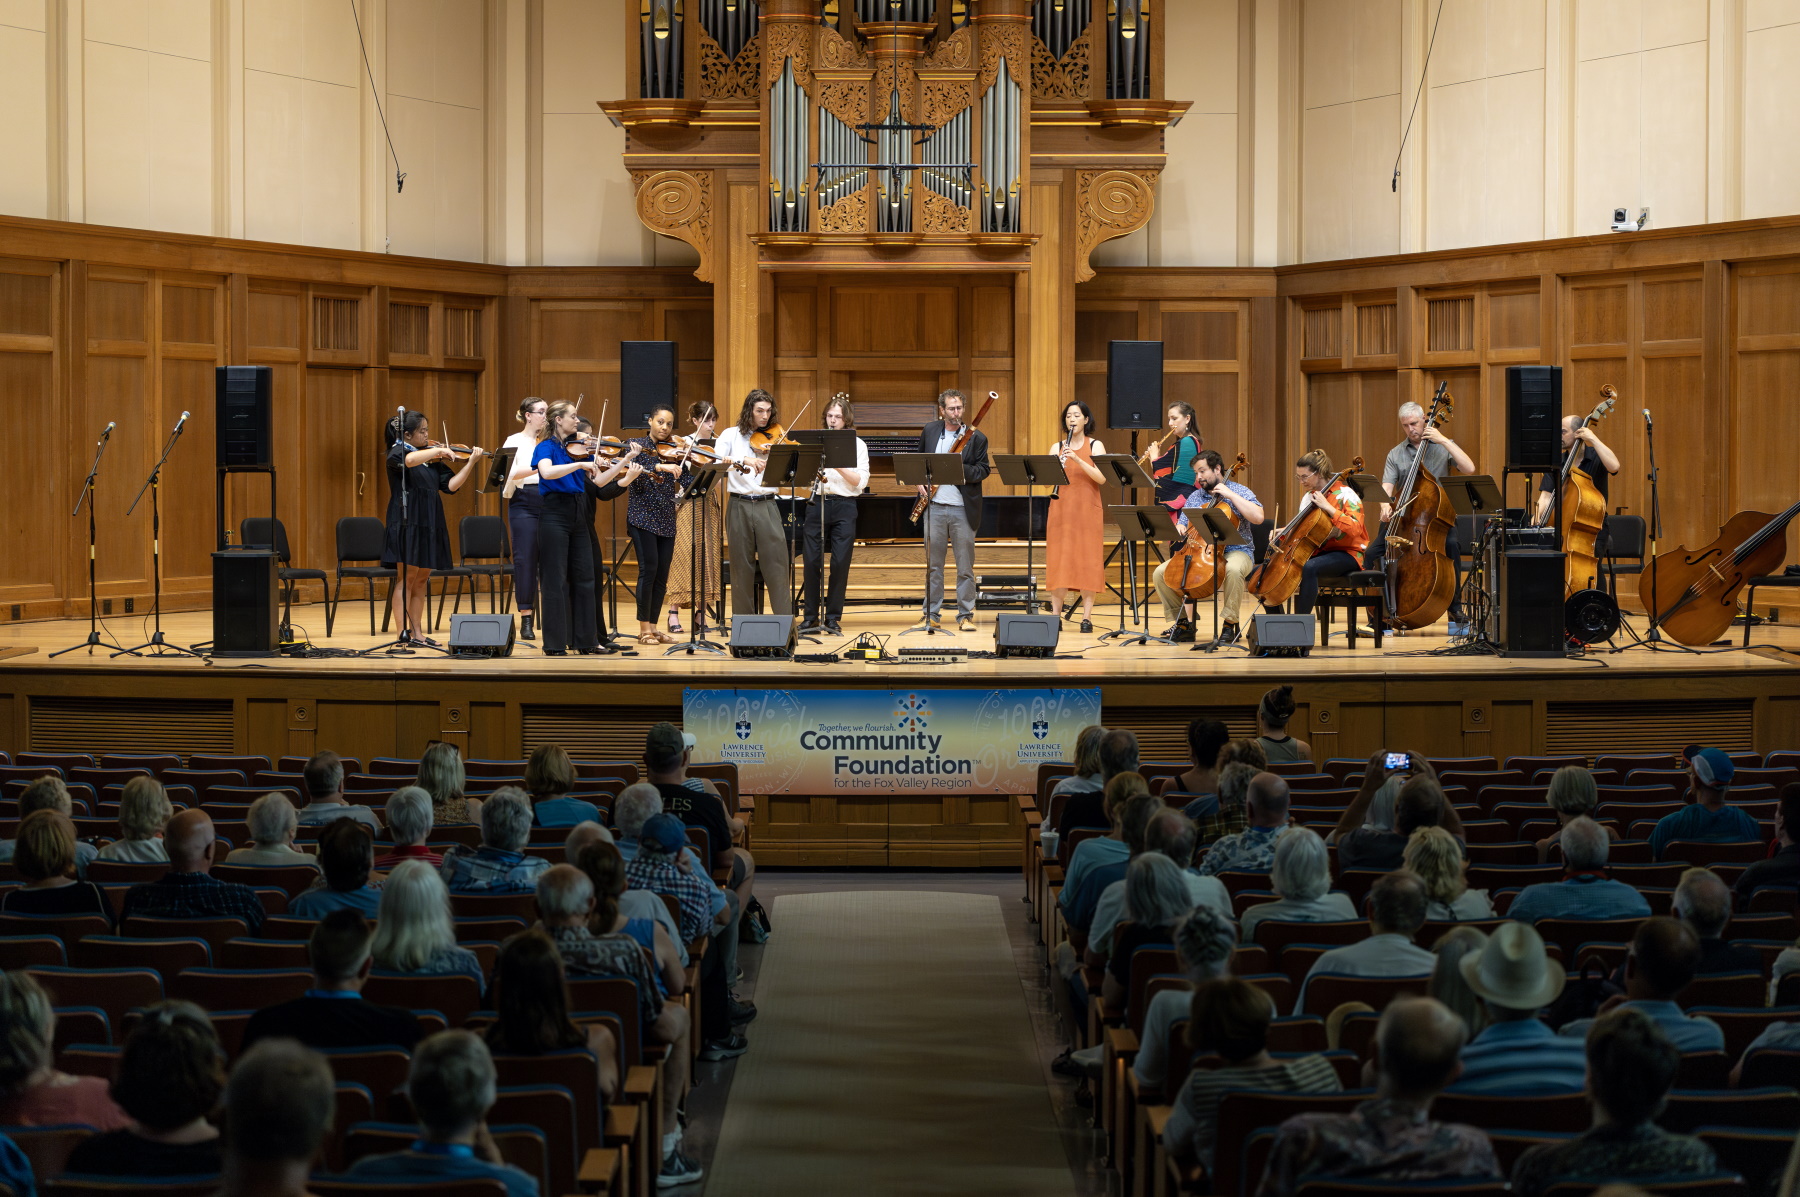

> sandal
[652,629,677,644]
[638,632,661,646]
[668,611,684,635]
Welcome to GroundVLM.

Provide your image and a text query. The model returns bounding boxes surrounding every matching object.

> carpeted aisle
[705,890,1077,1196]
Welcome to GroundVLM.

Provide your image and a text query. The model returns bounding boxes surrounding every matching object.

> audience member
[1238,827,1356,942]
[0,775,97,875]
[1507,816,1651,923]
[1060,780,1155,935]
[1103,853,1199,1011]
[1733,783,1800,902]
[345,1030,540,1197]
[1406,826,1494,920]
[645,722,753,901]
[1199,772,1291,876]
[369,859,485,990]
[216,1039,335,1197]
[1255,686,1311,764]
[524,744,599,828]
[417,741,481,825]
[1132,905,1239,1091]
[439,788,550,893]
[288,818,382,918]
[1451,922,1585,1093]
[619,797,729,937]
[1256,996,1496,1195]
[1511,1008,1717,1197]
[1428,925,1489,1039]
[0,810,112,922]
[564,821,684,964]
[119,809,266,933]
[1089,808,1227,955]
[1535,766,1612,862]
[223,794,319,869]
[294,751,382,832]
[1056,729,1140,837]
[1193,760,1258,839]
[1174,718,1232,808]
[1558,917,1724,1052]
[374,786,442,870]
[63,1000,224,1177]
[0,970,129,1129]
[1296,871,1435,1013]
[242,909,422,1050]
[582,839,685,1002]
[1648,747,1760,861]
[482,928,618,1101]
[1328,774,1400,850]
[1328,751,1427,865]
[1349,773,1465,873]
[1669,867,1759,974]
[1050,725,1108,802]
[96,775,172,862]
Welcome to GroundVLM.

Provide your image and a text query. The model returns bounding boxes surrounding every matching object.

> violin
[566,433,636,459]
[910,391,997,524]
[1158,452,1248,601]
[1249,455,1364,607]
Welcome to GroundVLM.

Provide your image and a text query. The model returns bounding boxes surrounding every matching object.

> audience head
[1119,791,1165,854]
[113,1001,225,1132]
[308,909,374,987]
[1245,772,1290,827]
[479,787,533,853]
[1187,977,1277,1063]
[1072,725,1109,779]
[489,928,582,1054]
[407,1030,498,1143]
[1627,916,1701,1002]
[1145,808,1198,869]
[1560,815,1611,871]
[1428,926,1490,1038]
[1403,827,1468,907]
[415,742,466,804]
[576,839,628,928]
[1216,763,1257,813]
[246,793,300,850]
[118,775,173,841]
[1687,746,1735,796]
[0,971,53,1097]
[13,810,76,884]
[1365,776,1403,832]
[524,744,577,799]
[1780,783,1800,846]
[302,750,344,801]
[1672,868,1731,940]
[384,786,434,848]
[1103,771,1151,828]
[1270,827,1331,901]
[1461,921,1564,1022]
[1586,1006,1682,1127]
[1216,738,1269,774]
[164,809,217,873]
[1124,852,1194,929]
[1546,766,1599,820]
[535,863,596,928]
[1395,775,1448,836]
[1185,718,1230,772]
[1368,869,1429,938]
[1174,904,1238,983]
[638,812,690,863]
[222,1039,335,1167]
[1257,685,1297,732]
[1374,996,1468,1101]
[18,775,71,817]
[1098,729,1141,782]
[614,783,664,838]
[317,818,374,893]
[644,722,696,775]
[563,820,613,862]
[371,860,458,973]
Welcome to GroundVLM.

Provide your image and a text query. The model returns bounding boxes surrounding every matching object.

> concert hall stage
[3,605,1799,865]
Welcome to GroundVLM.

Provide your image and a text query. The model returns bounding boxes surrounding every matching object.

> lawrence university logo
[1032,717,1049,740]
[735,718,753,741]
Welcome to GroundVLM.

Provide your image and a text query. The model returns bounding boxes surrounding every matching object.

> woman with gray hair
[1132,904,1239,1090]
[1429,925,1490,1039]
[224,794,319,869]
[375,786,441,871]
[1191,760,1259,829]
[417,741,480,826]
[0,970,129,1128]
[437,788,549,894]
[371,861,484,991]
[1101,854,1198,1011]
[97,776,173,862]
[1239,826,1357,942]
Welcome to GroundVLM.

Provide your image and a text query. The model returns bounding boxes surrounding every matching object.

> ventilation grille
[1427,297,1475,352]
[1356,304,1397,356]
[1105,706,1258,763]
[313,296,360,351]
[1302,307,1341,359]
[1545,700,1754,757]
[522,704,682,766]
[445,308,481,358]
[389,303,429,356]
[30,697,234,755]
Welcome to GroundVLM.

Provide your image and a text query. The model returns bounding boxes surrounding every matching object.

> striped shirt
[1559,999,1724,1053]
[1451,1018,1589,1094]
[1164,1053,1343,1170]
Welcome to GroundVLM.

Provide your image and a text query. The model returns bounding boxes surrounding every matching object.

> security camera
[1611,207,1649,233]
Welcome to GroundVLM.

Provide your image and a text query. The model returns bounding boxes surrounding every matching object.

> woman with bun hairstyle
[1255,685,1310,764]
[500,397,549,640]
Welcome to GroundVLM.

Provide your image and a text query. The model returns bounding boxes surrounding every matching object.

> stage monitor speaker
[995,613,1060,658]
[216,365,273,469]
[621,341,678,425]
[211,549,277,656]
[1248,613,1315,657]
[1498,549,1567,657]
[448,613,515,658]
[729,614,796,659]
[1505,365,1562,472]
[1107,341,1164,430]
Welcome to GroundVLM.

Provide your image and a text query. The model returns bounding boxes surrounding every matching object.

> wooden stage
[3,602,1799,865]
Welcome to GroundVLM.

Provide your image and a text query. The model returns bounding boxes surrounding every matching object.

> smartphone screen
[1384,752,1411,771]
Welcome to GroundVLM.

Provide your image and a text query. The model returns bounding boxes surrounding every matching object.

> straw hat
[1459,921,1565,1011]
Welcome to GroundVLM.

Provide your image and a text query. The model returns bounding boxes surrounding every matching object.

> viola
[1158,452,1248,601]
[1249,455,1364,607]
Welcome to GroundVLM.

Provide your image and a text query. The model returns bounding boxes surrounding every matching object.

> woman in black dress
[628,404,689,645]
[382,410,485,647]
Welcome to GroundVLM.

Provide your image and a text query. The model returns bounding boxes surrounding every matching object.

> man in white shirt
[712,388,793,617]
[1296,868,1435,1015]
[916,389,991,633]
[800,396,870,636]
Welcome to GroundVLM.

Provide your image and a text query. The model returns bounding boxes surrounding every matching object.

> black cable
[349,0,406,193]
[1392,0,1447,192]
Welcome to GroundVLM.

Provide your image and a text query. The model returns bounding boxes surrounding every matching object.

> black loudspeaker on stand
[1504,365,1562,472]
[1107,341,1164,430]
[217,366,273,468]
[1497,549,1566,657]
[621,342,678,422]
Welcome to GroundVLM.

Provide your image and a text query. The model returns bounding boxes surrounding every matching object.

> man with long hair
[714,388,794,617]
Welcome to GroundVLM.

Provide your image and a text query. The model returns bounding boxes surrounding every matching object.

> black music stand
[479,446,516,495]
[1101,504,1181,645]
[1185,506,1250,653]
[762,442,824,640]
[1439,474,1505,520]
[798,432,860,632]
[893,452,967,635]
[667,461,729,656]
[994,454,1068,617]
[1093,454,1160,630]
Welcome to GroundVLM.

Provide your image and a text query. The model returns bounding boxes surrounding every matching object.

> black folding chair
[331,517,396,636]
[241,517,326,635]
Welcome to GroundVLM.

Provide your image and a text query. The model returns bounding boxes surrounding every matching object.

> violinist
[1154,450,1263,644]
[800,395,870,637]
[573,415,644,652]
[1533,415,1619,525]
[381,410,486,648]
[625,404,690,645]
[1265,450,1368,618]
[918,389,992,633]
[532,400,622,656]
[1143,401,1203,511]
[1045,400,1106,632]
[1366,400,1476,637]
[501,397,549,641]
[712,388,794,617]
[666,401,723,636]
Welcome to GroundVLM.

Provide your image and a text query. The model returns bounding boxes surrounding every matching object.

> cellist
[1365,400,1477,637]
[1155,450,1264,644]
[1262,450,1369,618]
[1533,415,1620,527]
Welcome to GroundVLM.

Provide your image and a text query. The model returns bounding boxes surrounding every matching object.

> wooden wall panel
[0,352,59,604]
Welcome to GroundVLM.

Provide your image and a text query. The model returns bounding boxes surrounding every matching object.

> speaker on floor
[1107,341,1164,430]
[216,365,273,469]
[449,613,515,658]
[995,613,1060,658]
[1505,364,1562,472]
[211,549,278,656]
[1498,549,1567,657]
[729,614,796,659]
[1248,613,1314,657]
[621,341,678,424]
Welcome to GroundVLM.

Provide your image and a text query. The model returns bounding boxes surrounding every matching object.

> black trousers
[506,486,544,612]
[539,492,598,652]
[1364,527,1465,621]
[629,524,675,625]
[802,496,858,623]
[1287,549,1362,616]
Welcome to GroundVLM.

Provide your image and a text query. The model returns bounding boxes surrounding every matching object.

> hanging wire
[1391,0,1446,193]
[349,0,406,193]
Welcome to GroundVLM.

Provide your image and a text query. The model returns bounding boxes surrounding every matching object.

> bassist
[1366,400,1476,636]
[1533,416,1620,527]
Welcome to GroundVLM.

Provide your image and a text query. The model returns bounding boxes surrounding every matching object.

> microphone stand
[117,415,202,657]
[52,425,132,657]
[1611,409,1697,654]
[362,406,439,656]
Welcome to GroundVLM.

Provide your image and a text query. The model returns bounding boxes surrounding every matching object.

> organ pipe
[639,0,684,98]
[1107,0,1150,98]
[980,59,1020,232]
[697,0,757,63]
[817,109,867,208]
[769,58,809,231]
[1033,0,1090,62]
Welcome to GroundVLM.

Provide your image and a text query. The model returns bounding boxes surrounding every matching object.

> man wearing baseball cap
[1450,923,1588,1094]
[1648,747,1760,861]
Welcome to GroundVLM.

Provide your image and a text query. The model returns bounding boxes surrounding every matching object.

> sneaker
[658,1146,704,1188]
[1164,621,1195,643]
[1447,619,1470,638]
[700,1033,750,1061]
[728,995,758,1024]
[958,615,977,632]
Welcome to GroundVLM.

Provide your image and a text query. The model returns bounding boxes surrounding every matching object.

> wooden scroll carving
[632,169,714,283]
[1074,168,1157,282]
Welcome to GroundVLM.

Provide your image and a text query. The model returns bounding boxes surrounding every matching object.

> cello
[1159,453,1248,601]
[1381,383,1459,630]
[1535,385,1616,595]
[1249,454,1364,608]
[1638,500,1800,646]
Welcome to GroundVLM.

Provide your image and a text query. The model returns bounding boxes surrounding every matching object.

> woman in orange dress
[1045,400,1107,632]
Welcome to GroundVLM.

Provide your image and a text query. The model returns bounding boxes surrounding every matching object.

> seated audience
[1060,778,1154,935]
[1238,826,1356,942]
[0,776,97,876]
[1199,772,1291,876]
[1163,977,1341,1171]
[1050,724,1108,805]
[119,809,266,934]
[1090,808,1227,955]
[0,1134,30,1197]
[483,928,619,1101]
[374,785,442,870]
[524,744,599,828]
[0,810,112,922]
[1512,1008,1717,1197]
[1343,771,1464,873]
[1407,826,1494,920]
[63,1000,224,1177]
[1174,717,1231,800]
[1296,870,1435,1013]
[1535,765,1614,862]
[294,750,382,832]
[242,909,422,1050]
[370,859,485,990]
[1132,904,1239,1091]
[616,790,727,925]
[581,839,684,1002]
[1558,917,1724,1052]
[1327,774,1400,851]
[1192,760,1256,839]
[646,722,755,913]
[565,821,684,963]
[345,1030,540,1197]
[1733,783,1800,902]
[96,775,172,862]
[1428,925,1489,1039]
[0,970,129,1129]
[1669,867,1759,974]
[1056,728,1140,838]
[222,793,319,869]
[1329,751,1433,867]
[1507,816,1652,923]
[288,818,382,918]
[216,1039,335,1197]
[418,740,482,825]
[439,788,550,893]
[1256,996,1496,1196]
[1451,922,1586,1093]
[1648,746,1760,861]
[1102,853,1198,1012]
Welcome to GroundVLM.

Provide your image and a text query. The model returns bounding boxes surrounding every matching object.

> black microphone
[1643,408,1653,429]
[100,421,115,440]
[174,410,189,434]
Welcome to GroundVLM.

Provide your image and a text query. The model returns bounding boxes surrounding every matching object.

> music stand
[667,461,730,656]
[1101,504,1181,645]
[762,442,824,638]
[1346,471,1382,501]
[994,454,1068,617]
[479,446,516,495]
[1092,454,1160,628]
[1438,474,1505,519]
[1185,506,1250,652]
[892,452,967,634]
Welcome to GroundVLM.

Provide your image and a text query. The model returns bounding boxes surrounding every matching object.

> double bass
[1535,385,1616,595]
[909,391,997,523]
[1381,383,1458,630]
[1639,500,1800,646]
[1159,453,1248,601]
[1248,455,1364,607]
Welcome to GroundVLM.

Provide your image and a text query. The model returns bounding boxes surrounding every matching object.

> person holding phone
[1327,750,1467,872]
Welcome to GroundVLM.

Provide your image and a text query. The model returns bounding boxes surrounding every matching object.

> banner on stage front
[681,687,1102,795]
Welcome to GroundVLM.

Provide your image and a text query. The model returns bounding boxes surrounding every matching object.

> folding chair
[120,916,251,960]
[25,967,162,1032]
[488,1085,583,1197]
[240,517,325,635]
[331,516,397,637]
[0,936,66,969]
[217,938,311,969]
[1660,1088,1800,1134]
[211,864,321,898]
[1298,972,1430,1019]
[449,893,538,921]
[361,973,483,1026]
[319,1048,414,1121]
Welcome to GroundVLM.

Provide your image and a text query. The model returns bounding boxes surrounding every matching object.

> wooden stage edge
[4,605,1800,866]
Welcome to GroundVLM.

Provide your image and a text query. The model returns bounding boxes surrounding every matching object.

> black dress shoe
[1079,619,1093,634]
[1217,621,1242,644]
[577,642,620,655]
[543,648,568,656]
[1164,621,1196,643]
[824,621,843,636]
[519,614,535,640]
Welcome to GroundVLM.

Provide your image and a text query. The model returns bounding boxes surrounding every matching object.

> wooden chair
[449,892,538,921]
[1698,1127,1794,1194]
[82,860,168,885]
[1298,972,1430,1019]
[120,916,251,960]
[3,1127,95,1186]
[212,864,324,898]
[1433,1089,1590,1134]
[69,935,211,974]
[1679,972,1766,1010]
[25,967,162,1033]
[1667,841,1770,866]
[1251,918,1367,960]
[1695,1007,1800,1060]
[1210,1089,1367,1197]
[0,935,65,969]
[487,1085,583,1197]
[361,972,483,1026]
[169,967,311,1011]
[319,1047,414,1120]
[1532,917,1649,962]
[45,1182,217,1197]
[1660,1088,1800,1134]
[217,937,311,968]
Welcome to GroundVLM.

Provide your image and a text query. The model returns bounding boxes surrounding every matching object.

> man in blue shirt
[1649,747,1761,861]
[345,1030,538,1197]
[1153,449,1265,645]
[288,819,382,919]
[1451,922,1588,1093]
[1507,816,1652,923]
[1559,917,1725,1052]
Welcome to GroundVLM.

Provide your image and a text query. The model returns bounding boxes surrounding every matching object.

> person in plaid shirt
[438,789,549,894]
[120,809,265,934]
[1198,773,1291,877]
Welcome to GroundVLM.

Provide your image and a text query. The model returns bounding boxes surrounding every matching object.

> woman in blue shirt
[532,401,638,656]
